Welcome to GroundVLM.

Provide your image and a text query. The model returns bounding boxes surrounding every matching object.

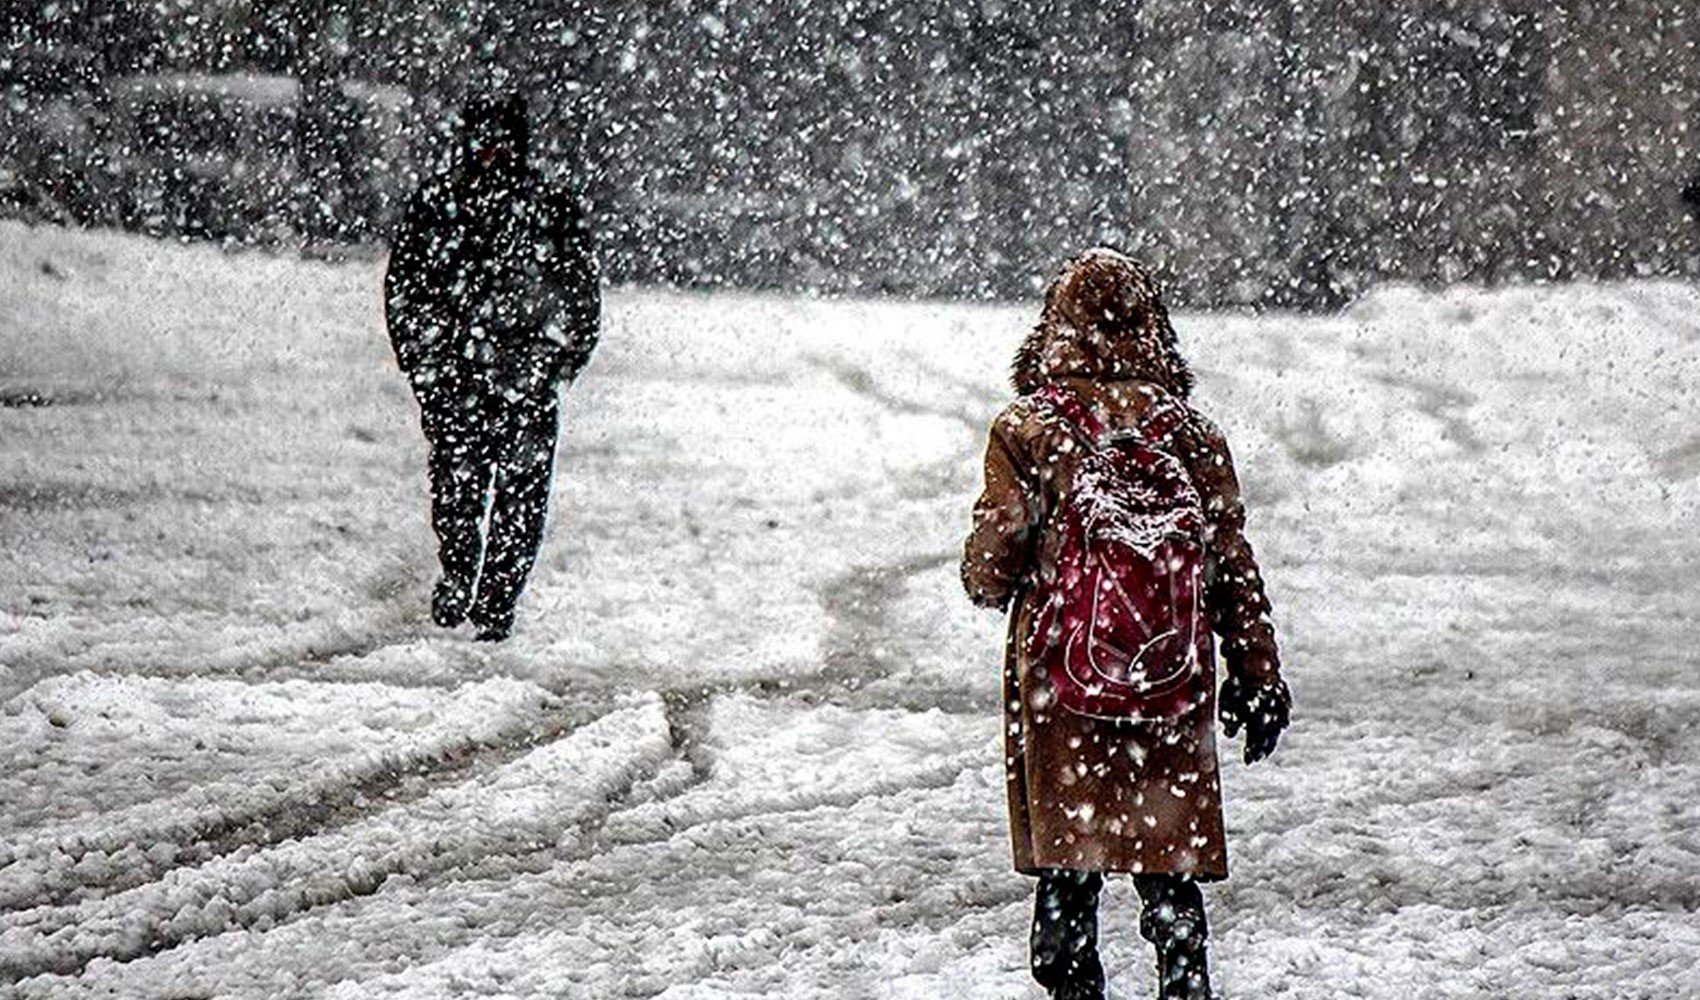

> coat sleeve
[483,190,601,396]
[961,405,1042,611]
[1177,411,1284,688]
[539,192,601,382]
[383,187,454,378]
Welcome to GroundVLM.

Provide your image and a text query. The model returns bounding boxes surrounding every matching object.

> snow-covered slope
[2,220,1697,998]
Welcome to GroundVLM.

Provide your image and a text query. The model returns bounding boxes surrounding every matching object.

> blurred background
[3,0,1698,307]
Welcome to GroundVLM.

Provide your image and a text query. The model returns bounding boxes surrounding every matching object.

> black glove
[1219,673,1290,765]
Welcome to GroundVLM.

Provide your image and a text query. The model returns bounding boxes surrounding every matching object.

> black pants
[1031,870,1211,1000]
[416,371,559,627]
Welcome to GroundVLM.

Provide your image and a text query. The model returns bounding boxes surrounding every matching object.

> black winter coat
[384,164,600,397]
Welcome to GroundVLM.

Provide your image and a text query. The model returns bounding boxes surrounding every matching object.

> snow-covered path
[2,221,1698,998]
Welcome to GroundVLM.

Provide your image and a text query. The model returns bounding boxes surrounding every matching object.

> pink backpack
[1024,385,1212,722]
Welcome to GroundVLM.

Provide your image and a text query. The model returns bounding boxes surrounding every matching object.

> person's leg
[1031,868,1106,1000]
[419,377,495,627]
[470,392,559,640]
[1133,874,1212,1000]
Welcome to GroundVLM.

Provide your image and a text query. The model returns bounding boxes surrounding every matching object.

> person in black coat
[384,92,599,641]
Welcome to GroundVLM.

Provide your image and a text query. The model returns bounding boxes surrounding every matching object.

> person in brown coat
[961,248,1291,1000]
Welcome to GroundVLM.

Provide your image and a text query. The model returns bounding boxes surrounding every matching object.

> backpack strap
[1038,384,1190,449]
[1135,398,1190,445]
[1035,384,1107,447]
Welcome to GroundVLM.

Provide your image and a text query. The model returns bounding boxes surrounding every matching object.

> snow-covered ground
[2,220,1698,998]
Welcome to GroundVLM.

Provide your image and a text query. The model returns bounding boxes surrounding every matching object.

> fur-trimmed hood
[1011,248,1194,398]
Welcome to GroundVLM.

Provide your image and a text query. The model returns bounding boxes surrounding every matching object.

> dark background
[4,0,1698,306]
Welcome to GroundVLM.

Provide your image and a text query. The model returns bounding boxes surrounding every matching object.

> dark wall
[4,0,1697,306]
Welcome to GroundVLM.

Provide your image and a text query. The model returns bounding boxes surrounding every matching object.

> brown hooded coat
[961,251,1282,879]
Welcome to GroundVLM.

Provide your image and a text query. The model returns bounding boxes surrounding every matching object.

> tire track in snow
[625,549,985,721]
[4,555,984,928]
[592,546,987,720]
[310,767,1017,1000]
[3,339,1003,986]
[903,355,1008,418]
[1368,372,1485,455]
[0,696,671,983]
[804,354,987,436]
[1657,434,1700,481]
[793,351,995,712]
[818,552,957,683]
[172,687,622,890]
[0,676,573,914]
[3,588,428,707]
[814,551,996,714]
[13,741,999,1000]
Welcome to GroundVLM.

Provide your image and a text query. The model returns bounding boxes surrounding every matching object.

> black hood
[459,93,530,172]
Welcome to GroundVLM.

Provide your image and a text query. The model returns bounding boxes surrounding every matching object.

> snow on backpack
[1024,385,1212,722]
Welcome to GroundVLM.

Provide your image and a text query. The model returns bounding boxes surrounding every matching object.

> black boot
[1134,875,1213,1000]
[470,608,514,643]
[1031,869,1106,1000]
[432,576,473,628]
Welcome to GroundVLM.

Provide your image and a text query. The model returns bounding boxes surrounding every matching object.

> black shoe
[471,610,514,642]
[1137,875,1214,1000]
[432,577,472,628]
[1152,916,1213,999]
[1155,957,1213,1000]
[1032,870,1106,1000]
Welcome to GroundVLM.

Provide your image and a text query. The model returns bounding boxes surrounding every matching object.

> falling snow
[3,220,1698,996]
[4,2,1700,997]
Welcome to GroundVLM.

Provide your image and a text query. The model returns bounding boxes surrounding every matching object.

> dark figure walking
[962,249,1291,999]
[385,93,599,641]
